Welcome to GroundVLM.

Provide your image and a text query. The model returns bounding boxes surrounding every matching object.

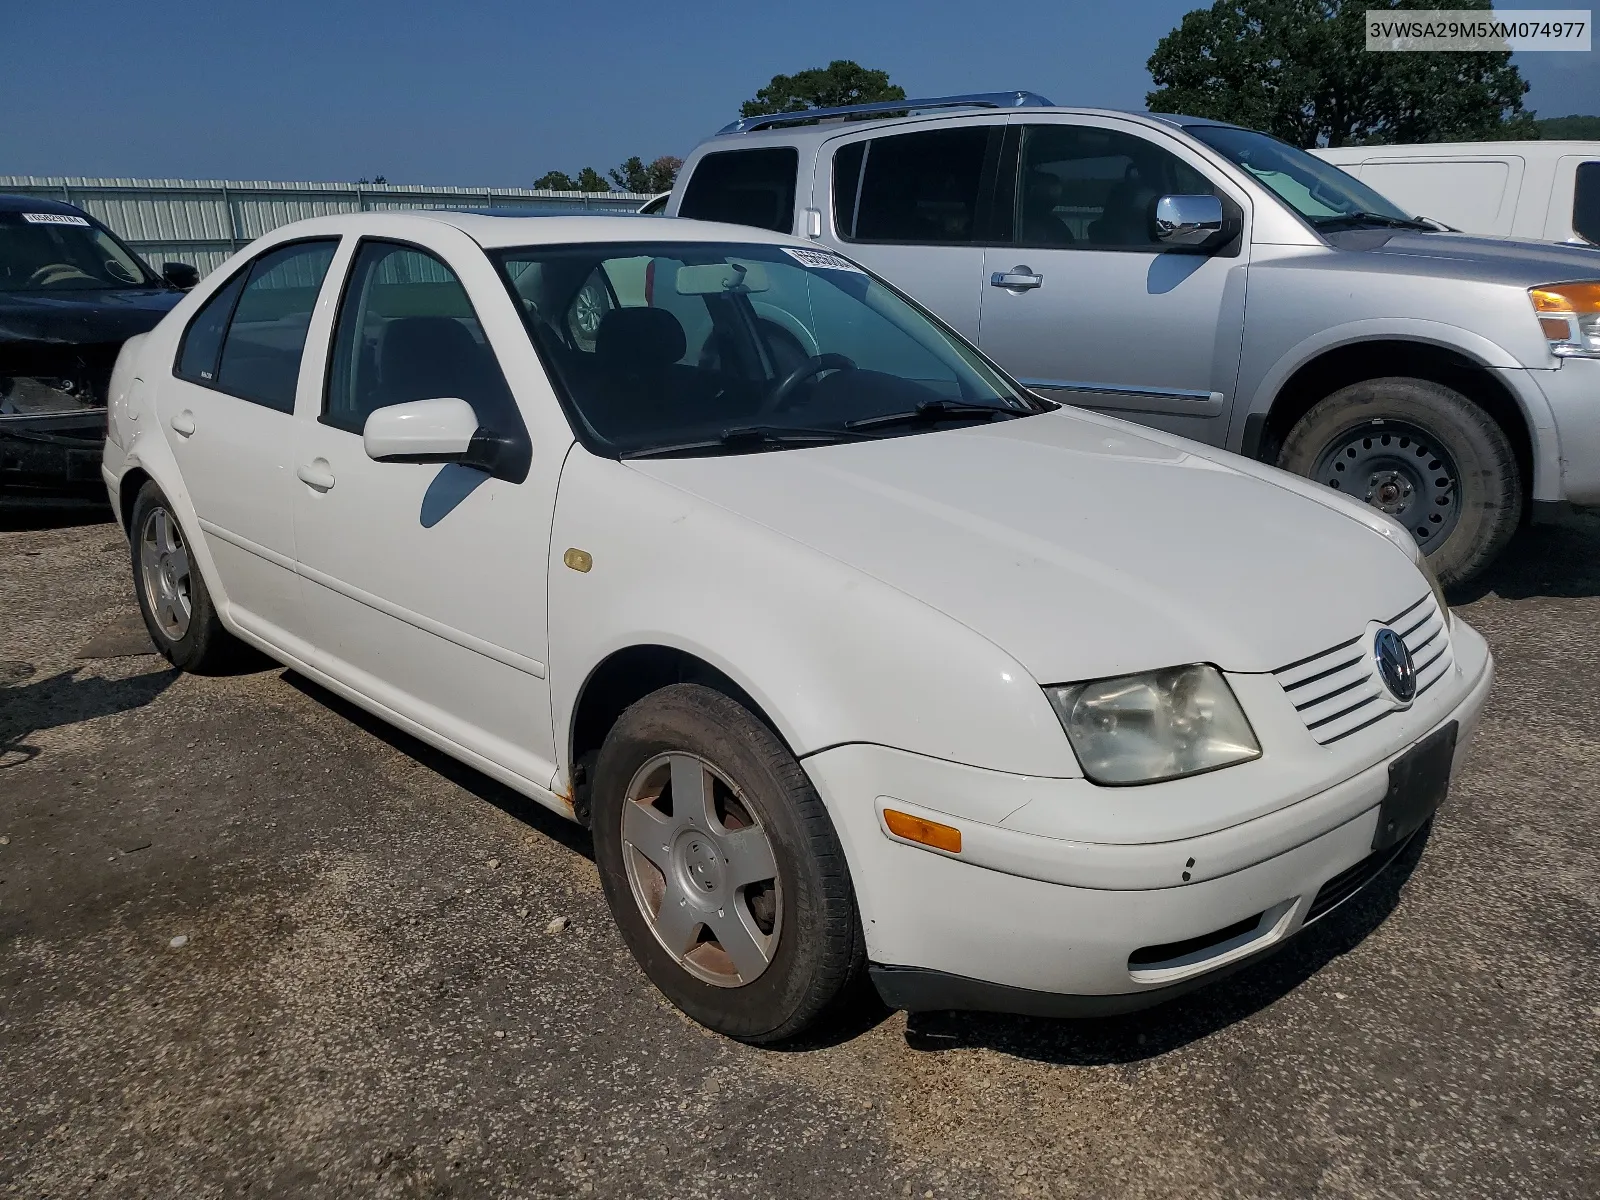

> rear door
[974,117,1250,445]
[816,122,1005,343]
[158,237,338,644]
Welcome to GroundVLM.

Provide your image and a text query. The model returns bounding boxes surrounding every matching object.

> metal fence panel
[0,176,654,275]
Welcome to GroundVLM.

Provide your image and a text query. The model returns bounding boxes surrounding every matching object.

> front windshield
[0,212,157,292]
[495,241,1043,457]
[1187,125,1415,227]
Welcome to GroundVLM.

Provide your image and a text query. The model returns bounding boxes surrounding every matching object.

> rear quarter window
[1575,161,1600,245]
[679,148,799,233]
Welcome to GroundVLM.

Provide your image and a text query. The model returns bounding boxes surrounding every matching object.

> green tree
[575,167,611,193]
[740,59,904,118]
[1536,114,1600,139]
[534,169,577,191]
[609,155,684,193]
[1146,0,1532,147]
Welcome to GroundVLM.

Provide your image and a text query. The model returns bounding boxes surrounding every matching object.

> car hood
[1327,227,1600,285]
[626,409,1427,683]
[0,287,183,347]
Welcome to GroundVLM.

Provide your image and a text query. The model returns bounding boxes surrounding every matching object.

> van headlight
[1529,282,1600,357]
[1045,664,1261,785]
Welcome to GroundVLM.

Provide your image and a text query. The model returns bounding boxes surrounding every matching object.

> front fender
[546,452,1082,782]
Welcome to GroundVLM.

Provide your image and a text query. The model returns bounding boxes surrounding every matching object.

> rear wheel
[1278,377,1521,587]
[591,684,864,1043]
[129,481,239,673]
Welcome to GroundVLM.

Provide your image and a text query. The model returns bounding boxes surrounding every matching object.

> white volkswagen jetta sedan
[101,212,1493,1042]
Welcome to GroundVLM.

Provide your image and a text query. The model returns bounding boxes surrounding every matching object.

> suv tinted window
[1017,125,1214,249]
[175,270,248,384]
[208,240,337,411]
[679,148,799,233]
[836,128,991,244]
[324,241,520,440]
[1575,161,1600,245]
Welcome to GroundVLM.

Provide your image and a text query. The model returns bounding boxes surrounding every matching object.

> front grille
[1274,594,1453,745]
[1304,833,1415,923]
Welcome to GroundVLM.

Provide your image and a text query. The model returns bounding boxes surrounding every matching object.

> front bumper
[1518,357,1600,506]
[803,629,1493,1015]
[0,411,108,495]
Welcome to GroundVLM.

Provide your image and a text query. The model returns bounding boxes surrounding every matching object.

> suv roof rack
[716,90,1055,135]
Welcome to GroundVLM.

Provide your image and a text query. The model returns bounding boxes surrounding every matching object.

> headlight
[1045,664,1261,785]
[1529,282,1600,358]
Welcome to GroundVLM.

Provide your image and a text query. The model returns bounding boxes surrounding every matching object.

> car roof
[271,210,810,250]
[0,193,91,216]
[697,107,1244,147]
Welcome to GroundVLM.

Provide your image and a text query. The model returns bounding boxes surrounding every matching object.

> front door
[977,119,1251,445]
[289,229,561,793]
[157,238,339,644]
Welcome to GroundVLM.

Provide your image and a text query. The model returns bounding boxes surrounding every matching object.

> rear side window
[214,241,338,412]
[175,271,247,384]
[1575,161,1600,245]
[834,128,991,244]
[679,148,799,233]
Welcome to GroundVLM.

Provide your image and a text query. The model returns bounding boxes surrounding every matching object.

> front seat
[588,307,688,435]
[1090,164,1161,247]
[377,315,493,407]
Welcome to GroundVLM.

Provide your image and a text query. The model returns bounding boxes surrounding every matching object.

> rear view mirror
[676,262,769,295]
[363,397,510,475]
[1153,195,1227,250]
[162,261,200,290]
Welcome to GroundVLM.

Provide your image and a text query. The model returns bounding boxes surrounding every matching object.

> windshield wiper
[843,398,1027,432]
[1312,211,1438,232]
[620,424,872,460]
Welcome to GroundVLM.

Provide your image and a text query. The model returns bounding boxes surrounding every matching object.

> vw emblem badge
[1373,627,1416,703]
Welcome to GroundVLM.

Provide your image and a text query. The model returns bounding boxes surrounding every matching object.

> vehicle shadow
[280,671,596,861]
[1451,509,1600,603]
[0,664,178,768]
[899,825,1429,1065]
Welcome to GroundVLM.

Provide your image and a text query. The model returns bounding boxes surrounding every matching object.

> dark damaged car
[1,195,198,498]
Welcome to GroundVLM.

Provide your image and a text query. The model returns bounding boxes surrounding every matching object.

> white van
[1313,141,1599,245]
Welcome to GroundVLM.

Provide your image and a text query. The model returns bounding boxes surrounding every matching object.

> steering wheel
[26,263,96,288]
[763,353,855,414]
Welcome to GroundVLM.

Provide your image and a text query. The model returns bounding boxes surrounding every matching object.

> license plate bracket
[1373,720,1458,851]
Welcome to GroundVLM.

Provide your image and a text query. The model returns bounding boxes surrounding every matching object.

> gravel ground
[1,505,1597,1199]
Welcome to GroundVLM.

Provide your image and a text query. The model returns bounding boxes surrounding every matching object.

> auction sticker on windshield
[21,213,91,226]
[782,246,864,273]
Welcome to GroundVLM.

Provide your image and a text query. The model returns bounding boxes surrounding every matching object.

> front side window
[1015,125,1216,249]
[1574,161,1600,245]
[178,240,337,412]
[834,128,992,244]
[324,241,519,438]
[0,211,158,292]
[679,148,799,233]
[497,241,1044,458]
[1188,124,1419,231]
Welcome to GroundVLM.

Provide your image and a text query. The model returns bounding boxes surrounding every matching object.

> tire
[591,683,865,1043]
[129,480,240,673]
[1277,377,1522,587]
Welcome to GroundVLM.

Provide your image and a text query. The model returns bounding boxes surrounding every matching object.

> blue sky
[3,0,1595,187]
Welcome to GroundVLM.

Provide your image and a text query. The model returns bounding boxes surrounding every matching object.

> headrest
[594,307,686,370]
[379,316,484,402]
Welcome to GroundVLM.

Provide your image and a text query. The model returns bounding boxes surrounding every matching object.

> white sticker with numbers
[782,246,864,273]
[21,212,91,226]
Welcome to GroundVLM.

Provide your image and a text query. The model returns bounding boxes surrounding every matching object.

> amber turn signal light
[883,808,961,854]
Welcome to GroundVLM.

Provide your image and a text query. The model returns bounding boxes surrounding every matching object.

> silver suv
[667,92,1600,585]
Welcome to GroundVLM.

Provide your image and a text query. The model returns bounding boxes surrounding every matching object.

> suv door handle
[990,267,1043,290]
[296,459,335,491]
[170,409,196,437]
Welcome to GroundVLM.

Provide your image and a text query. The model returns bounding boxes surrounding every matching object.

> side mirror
[162,262,200,290]
[1153,195,1227,250]
[363,397,510,474]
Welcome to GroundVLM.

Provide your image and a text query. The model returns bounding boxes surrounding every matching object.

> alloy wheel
[139,506,193,641]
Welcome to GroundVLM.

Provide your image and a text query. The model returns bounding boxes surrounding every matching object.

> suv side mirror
[162,261,200,290]
[1153,195,1227,250]
[363,397,513,476]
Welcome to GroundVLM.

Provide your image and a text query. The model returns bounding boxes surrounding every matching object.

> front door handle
[296,459,335,491]
[170,409,196,437]
[989,266,1043,290]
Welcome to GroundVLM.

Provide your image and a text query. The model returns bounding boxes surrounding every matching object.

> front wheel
[590,684,864,1043]
[1277,377,1522,587]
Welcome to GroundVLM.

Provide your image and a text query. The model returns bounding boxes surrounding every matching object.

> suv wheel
[129,481,240,673]
[1278,377,1522,586]
[591,684,864,1043]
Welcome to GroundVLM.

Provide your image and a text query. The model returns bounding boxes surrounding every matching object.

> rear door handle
[296,459,335,491]
[989,267,1043,290]
[169,409,196,437]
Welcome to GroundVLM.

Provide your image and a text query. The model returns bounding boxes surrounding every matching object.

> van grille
[1274,595,1453,745]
